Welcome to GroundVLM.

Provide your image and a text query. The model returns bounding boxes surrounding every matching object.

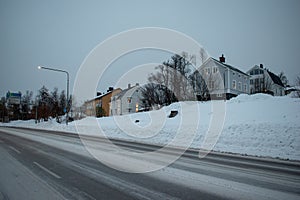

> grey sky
[1,0,299,102]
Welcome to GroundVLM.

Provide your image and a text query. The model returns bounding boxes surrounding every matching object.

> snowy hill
[1,94,300,161]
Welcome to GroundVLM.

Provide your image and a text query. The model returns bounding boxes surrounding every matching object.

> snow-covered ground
[1,94,300,161]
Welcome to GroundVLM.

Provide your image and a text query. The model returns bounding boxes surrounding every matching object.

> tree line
[0,86,72,122]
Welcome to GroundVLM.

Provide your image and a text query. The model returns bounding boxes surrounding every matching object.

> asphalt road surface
[0,127,299,200]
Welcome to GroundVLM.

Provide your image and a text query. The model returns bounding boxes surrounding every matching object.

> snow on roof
[211,58,249,76]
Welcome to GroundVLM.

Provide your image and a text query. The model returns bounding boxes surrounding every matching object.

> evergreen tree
[59,90,66,115]
[38,86,51,120]
[51,87,60,119]
[21,90,33,119]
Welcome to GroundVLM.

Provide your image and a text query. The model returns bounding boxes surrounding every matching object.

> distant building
[84,88,121,117]
[110,83,144,115]
[247,64,284,96]
[197,55,250,100]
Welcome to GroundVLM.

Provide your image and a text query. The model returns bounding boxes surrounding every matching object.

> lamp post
[38,66,70,125]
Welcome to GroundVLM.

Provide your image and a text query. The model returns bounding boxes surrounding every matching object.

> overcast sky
[1,0,299,102]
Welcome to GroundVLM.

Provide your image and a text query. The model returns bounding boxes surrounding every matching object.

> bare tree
[141,83,177,109]
[147,53,196,103]
[295,75,300,98]
[189,70,209,101]
[278,71,288,87]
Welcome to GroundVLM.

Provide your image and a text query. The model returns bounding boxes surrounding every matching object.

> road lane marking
[33,162,61,179]
[9,146,21,154]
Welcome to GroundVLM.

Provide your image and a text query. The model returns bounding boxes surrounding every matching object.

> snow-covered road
[0,127,299,200]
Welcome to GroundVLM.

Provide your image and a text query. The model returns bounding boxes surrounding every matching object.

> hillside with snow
[1,94,300,161]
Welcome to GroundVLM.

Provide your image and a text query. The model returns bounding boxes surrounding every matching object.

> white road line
[9,146,21,154]
[33,162,61,179]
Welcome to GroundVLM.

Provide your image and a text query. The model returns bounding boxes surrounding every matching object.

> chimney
[219,54,225,63]
[128,83,131,89]
[107,87,114,92]
[260,64,263,68]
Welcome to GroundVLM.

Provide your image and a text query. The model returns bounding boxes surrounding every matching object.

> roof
[87,88,121,102]
[285,85,300,91]
[112,85,140,100]
[267,71,284,87]
[211,58,249,76]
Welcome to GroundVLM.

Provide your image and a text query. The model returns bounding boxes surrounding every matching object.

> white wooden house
[110,84,144,115]
[197,55,250,100]
[247,64,284,96]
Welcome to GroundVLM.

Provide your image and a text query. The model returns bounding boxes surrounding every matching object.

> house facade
[197,55,250,100]
[247,65,284,96]
[84,88,121,117]
[110,84,144,115]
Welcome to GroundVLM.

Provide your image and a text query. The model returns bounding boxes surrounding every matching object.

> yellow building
[84,88,121,117]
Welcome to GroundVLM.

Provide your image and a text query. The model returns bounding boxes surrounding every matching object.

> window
[238,82,242,91]
[217,93,223,97]
[127,97,132,103]
[250,71,254,75]
[205,68,211,75]
[244,84,247,92]
[250,79,253,84]
[232,80,236,89]
[135,103,139,112]
[213,67,218,73]
[233,72,235,75]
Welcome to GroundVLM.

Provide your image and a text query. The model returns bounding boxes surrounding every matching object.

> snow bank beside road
[1,94,300,161]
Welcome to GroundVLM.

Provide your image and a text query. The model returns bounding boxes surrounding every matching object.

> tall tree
[147,53,196,104]
[189,70,210,101]
[0,97,8,122]
[21,90,33,119]
[59,90,67,115]
[141,83,177,109]
[51,87,60,119]
[38,86,51,120]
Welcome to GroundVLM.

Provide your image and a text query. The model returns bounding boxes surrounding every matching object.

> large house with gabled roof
[197,55,250,100]
[247,64,284,96]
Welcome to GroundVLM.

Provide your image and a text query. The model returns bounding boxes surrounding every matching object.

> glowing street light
[38,66,70,125]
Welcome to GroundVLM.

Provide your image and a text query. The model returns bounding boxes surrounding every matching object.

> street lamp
[38,66,70,125]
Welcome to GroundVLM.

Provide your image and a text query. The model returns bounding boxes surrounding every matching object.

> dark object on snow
[135,120,140,123]
[68,117,74,122]
[168,110,178,118]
